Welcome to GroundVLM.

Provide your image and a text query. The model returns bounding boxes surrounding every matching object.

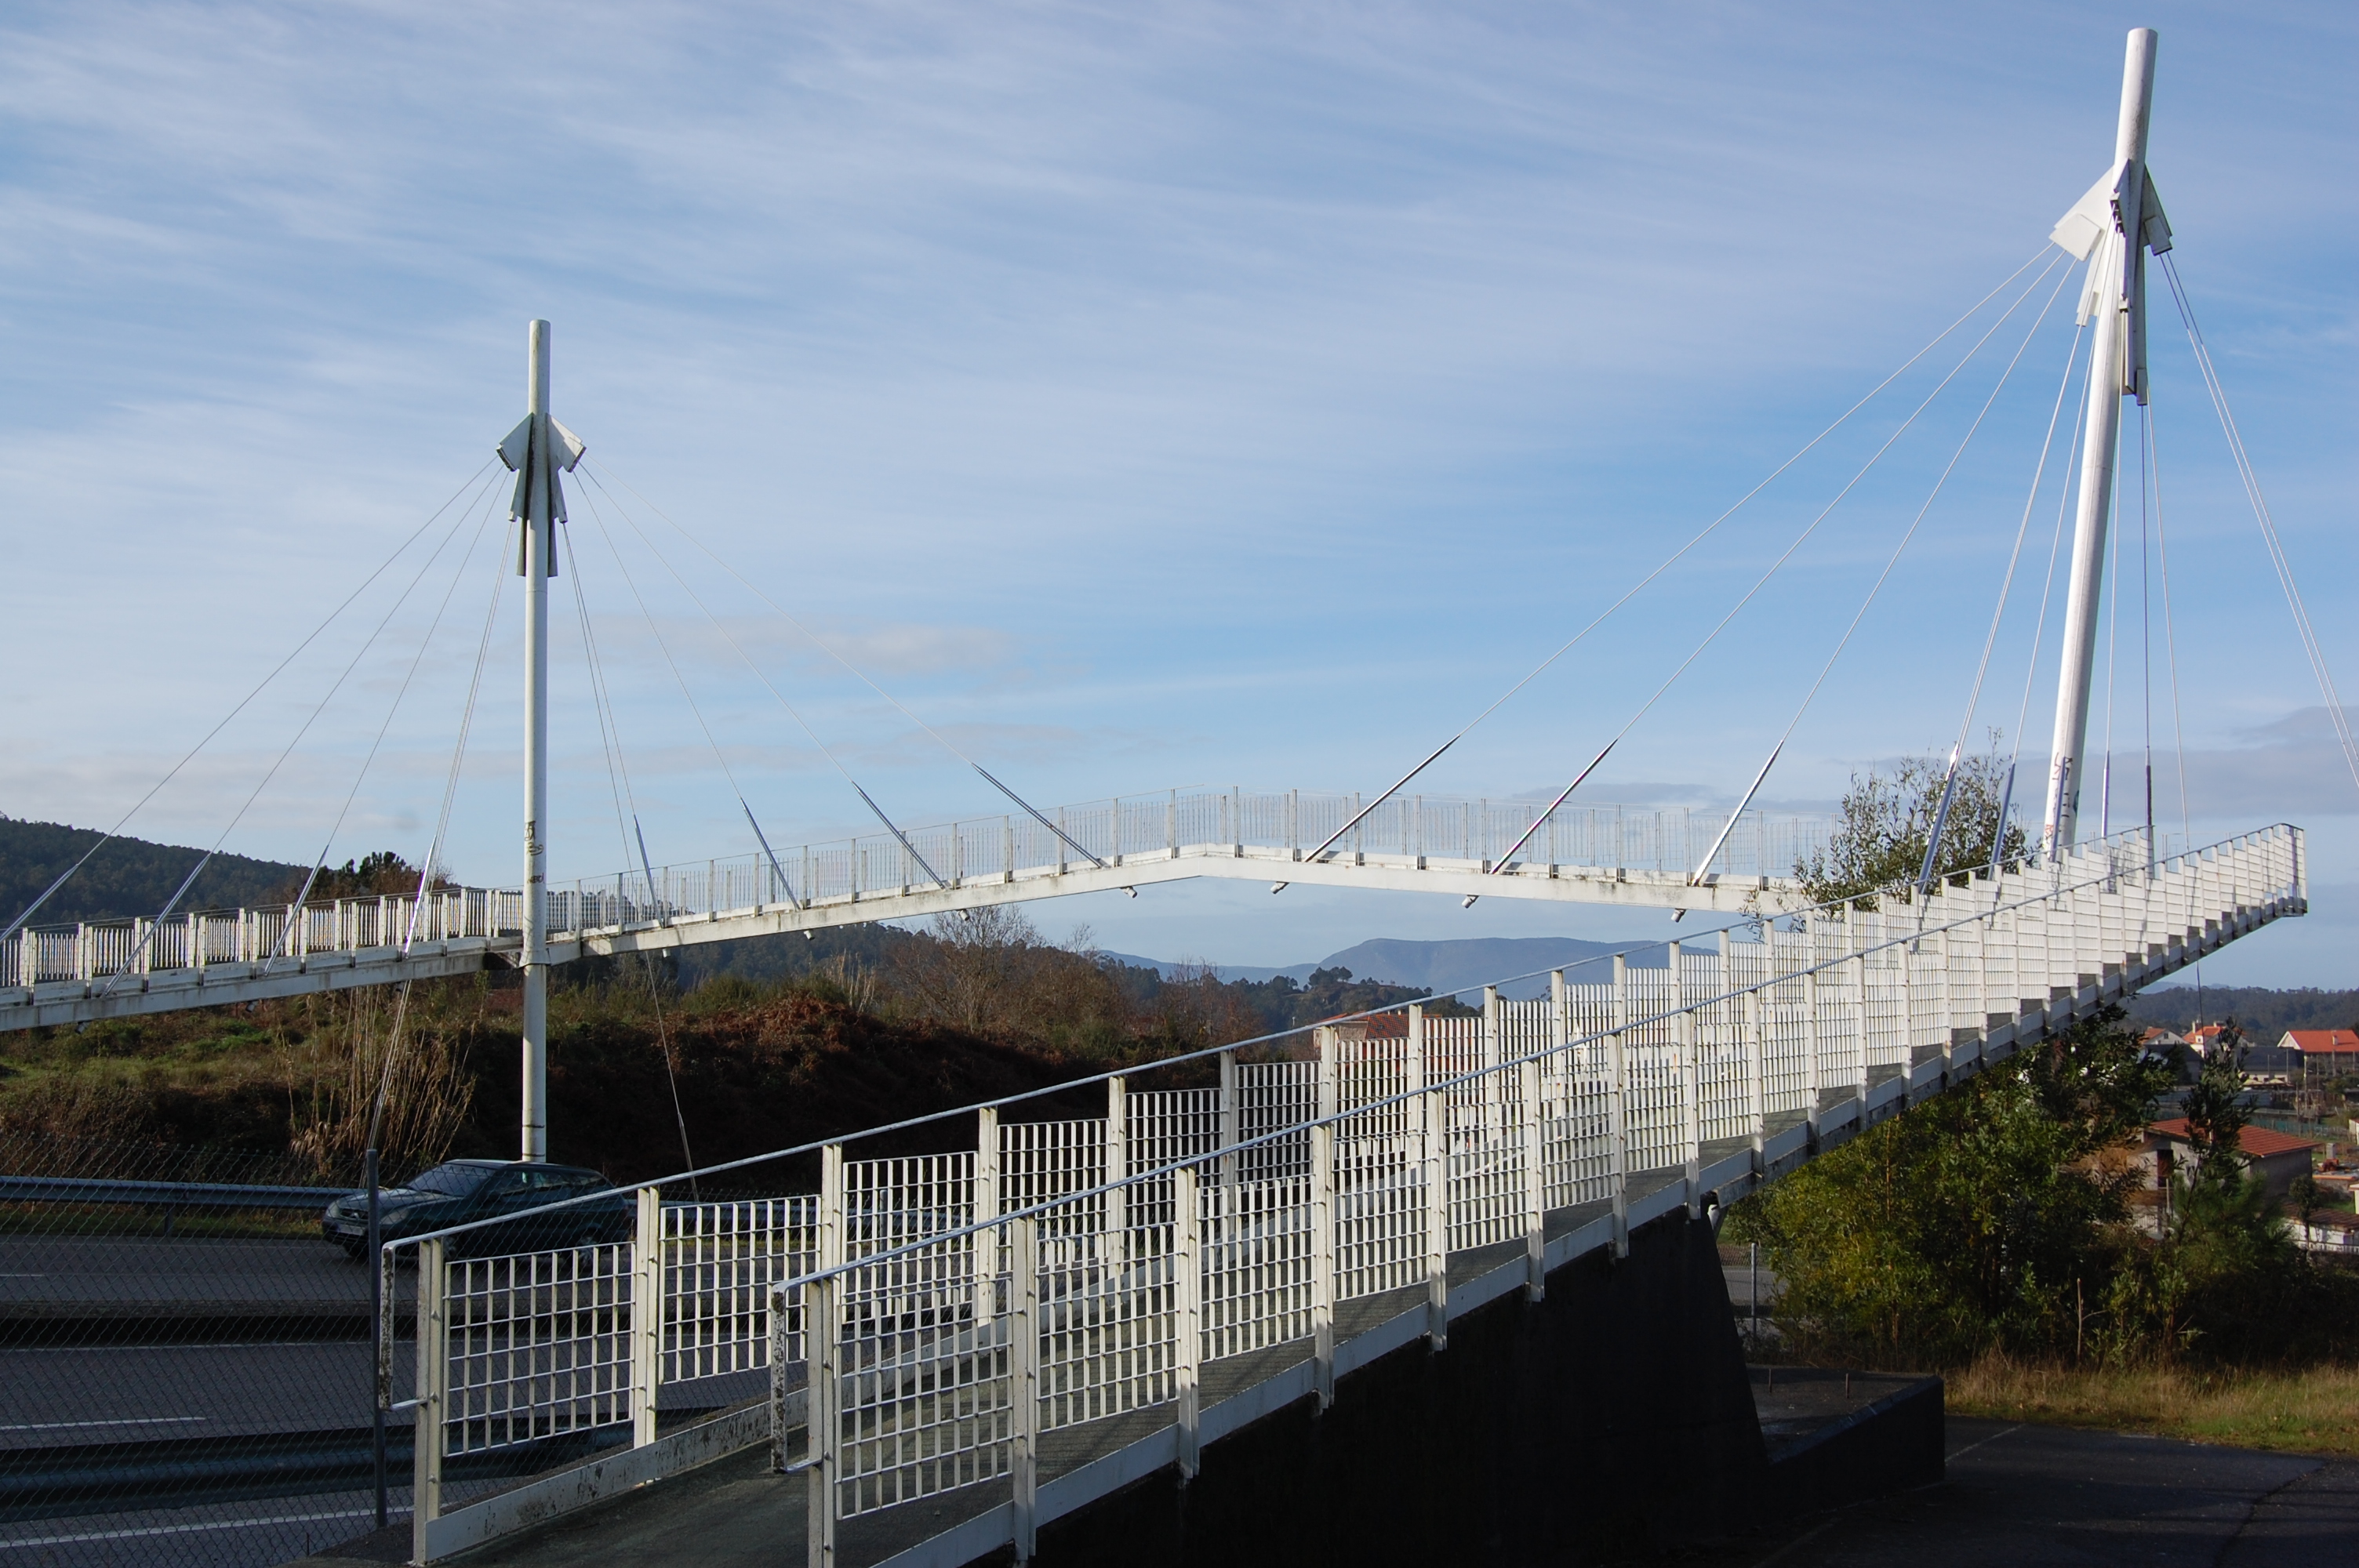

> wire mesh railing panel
[832,1232,1007,1519]
[1333,1138,1426,1301]
[1128,1089,1219,1192]
[663,1196,815,1382]
[1198,1175,1313,1361]
[1332,1025,1412,1134]
[1546,1040,1617,1209]
[444,1244,633,1457]
[1237,1061,1315,1183]
[1036,1211,1180,1432]
[845,1154,975,1261]
[1444,1104,1523,1255]
[1001,1120,1103,1238]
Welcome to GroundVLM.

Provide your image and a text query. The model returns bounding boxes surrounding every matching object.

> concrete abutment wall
[1035,1213,1765,1567]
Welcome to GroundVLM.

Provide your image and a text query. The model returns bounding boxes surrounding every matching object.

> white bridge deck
[394,823,2304,1565]
[0,790,1831,1033]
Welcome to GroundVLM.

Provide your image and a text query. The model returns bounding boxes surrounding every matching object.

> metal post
[769,1280,793,1474]
[1009,1214,1038,1562]
[1608,955,1631,1257]
[1520,1013,1546,1303]
[1412,1004,1448,1349]
[1309,1120,1335,1409]
[521,319,554,1162]
[1803,935,1824,1150]
[1749,1241,1760,1345]
[974,1112,998,1330]
[819,1142,845,1275]
[1172,1166,1201,1479]
[805,1272,838,1568]
[366,1148,385,1529]
[2045,29,2162,851]
[633,1186,663,1447]
[1851,944,1872,1105]
[1743,969,1766,1156]
[1480,985,1503,1154]
[1672,942,1700,1213]
[1104,1076,1128,1252]
[1216,1050,1239,1192]
[411,1238,446,1563]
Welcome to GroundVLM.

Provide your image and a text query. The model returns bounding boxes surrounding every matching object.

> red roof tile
[2150,1118,2321,1159]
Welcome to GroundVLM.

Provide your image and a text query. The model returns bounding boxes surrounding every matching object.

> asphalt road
[0,1236,387,1316]
[1690,1418,2357,1567]
[0,1343,407,1452]
[0,1483,407,1568]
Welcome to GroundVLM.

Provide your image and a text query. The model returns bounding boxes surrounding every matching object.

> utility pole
[499,321,584,1160]
[2043,28,2172,851]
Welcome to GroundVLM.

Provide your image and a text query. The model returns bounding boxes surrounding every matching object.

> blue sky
[1,2,2351,983]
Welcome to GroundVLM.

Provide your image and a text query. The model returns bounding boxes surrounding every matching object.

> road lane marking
[0,1506,405,1548]
[1947,1422,2024,1461]
[0,1417,206,1431]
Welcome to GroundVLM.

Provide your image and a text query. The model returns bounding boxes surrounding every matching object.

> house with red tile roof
[2140,1117,2320,1200]
[2278,1029,2359,1066]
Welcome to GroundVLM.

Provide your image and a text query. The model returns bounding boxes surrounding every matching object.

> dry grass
[1950,1353,2359,1455]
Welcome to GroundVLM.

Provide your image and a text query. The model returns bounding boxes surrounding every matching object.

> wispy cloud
[1,2,2352,971]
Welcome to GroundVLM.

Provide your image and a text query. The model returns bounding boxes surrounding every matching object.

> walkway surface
[1697,1417,2358,1568]
[294,1415,2359,1566]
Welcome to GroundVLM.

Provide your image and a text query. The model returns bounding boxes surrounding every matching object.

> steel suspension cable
[3,459,499,942]
[2159,252,2359,797]
[2146,401,2192,849]
[2099,439,2126,837]
[1292,245,2060,869]
[572,489,778,870]
[582,462,1107,874]
[1912,310,2091,896]
[1678,254,2076,893]
[282,474,512,943]
[2139,395,2156,862]
[1470,251,2068,894]
[98,467,505,998]
[559,524,648,888]
[554,527,699,1184]
[404,519,515,954]
[1997,332,2099,881]
[577,477,951,890]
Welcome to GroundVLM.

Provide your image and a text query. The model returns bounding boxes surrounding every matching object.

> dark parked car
[322,1159,631,1259]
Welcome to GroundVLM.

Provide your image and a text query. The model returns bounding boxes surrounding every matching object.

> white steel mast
[2042,27,2172,851]
[498,321,583,1160]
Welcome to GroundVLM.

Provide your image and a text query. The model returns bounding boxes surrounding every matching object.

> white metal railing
[2,789,1826,999]
[389,822,2300,1563]
[1,887,522,988]
[558,789,1838,927]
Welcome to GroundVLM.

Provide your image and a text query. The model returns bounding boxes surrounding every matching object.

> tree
[1797,745,2029,909]
[2179,1019,2251,1180]
[1729,1005,2171,1361]
[276,851,445,905]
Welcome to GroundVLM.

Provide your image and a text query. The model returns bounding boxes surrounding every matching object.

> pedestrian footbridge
[389,822,2298,1566]
[0,789,1827,1033]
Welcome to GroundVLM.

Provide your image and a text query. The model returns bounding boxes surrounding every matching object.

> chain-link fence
[0,1133,406,1568]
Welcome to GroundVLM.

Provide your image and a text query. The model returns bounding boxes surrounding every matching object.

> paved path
[281,1417,2359,1567]
[1707,1417,2357,1566]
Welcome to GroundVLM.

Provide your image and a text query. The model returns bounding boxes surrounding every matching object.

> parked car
[322,1159,631,1259]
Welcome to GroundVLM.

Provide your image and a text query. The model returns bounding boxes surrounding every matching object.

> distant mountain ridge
[0,818,304,928]
[1103,935,1644,1002]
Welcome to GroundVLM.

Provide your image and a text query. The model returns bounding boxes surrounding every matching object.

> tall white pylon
[497,321,584,1160]
[2043,28,2173,851]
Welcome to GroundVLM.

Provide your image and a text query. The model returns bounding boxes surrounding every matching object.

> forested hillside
[2125,984,2359,1040]
[0,817,304,927]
